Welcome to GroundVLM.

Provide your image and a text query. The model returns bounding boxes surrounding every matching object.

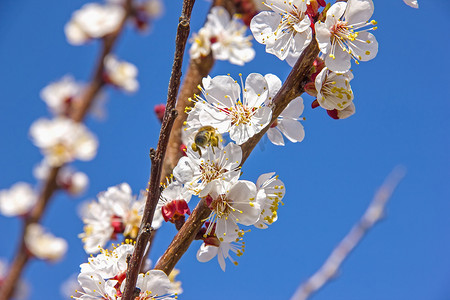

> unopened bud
[154,103,166,122]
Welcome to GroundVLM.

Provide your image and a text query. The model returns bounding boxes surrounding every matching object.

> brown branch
[120,0,196,298]
[154,199,211,273]
[0,2,133,299]
[152,39,321,276]
[160,0,238,181]
[160,55,215,180]
[290,167,406,300]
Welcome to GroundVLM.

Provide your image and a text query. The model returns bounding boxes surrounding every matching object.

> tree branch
[290,167,406,300]
[0,2,133,299]
[120,0,196,298]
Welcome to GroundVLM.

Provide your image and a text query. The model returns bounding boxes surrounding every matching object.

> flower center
[199,161,226,183]
[228,103,254,126]
[210,195,233,218]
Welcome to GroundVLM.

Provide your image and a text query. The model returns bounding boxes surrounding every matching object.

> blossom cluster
[79,183,163,254]
[73,243,180,300]
[249,0,380,118]
[189,6,255,66]
[0,0,420,297]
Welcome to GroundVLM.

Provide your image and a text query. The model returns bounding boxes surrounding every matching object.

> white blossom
[65,3,125,45]
[79,183,162,254]
[190,7,255,65]
[315,0,378,73]
[133,271,176,300]
[250,0,312,62]
[76,244,176,299]
[156,180,192,222]
[190,73,274,145]
[0,182,37,217]
[142,0,164,19]
[264,74,305,145]
[30,118,98,167]
[104,55,139,93]
[75,272,118,300]
[267,97,305,145]
[209,6,255,65]
[40,75,82,116]
[24,223,68,261]
[173,142,242,195]
[189,27,212,60]
[403,0,418,8]
[200,180,261,242]
[80,243,134,278]
[196,233,245,271]
[254,172,286,229]
[315,67,354,111]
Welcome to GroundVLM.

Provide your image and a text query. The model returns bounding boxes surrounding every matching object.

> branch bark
[0,2,133,299]
[120,0,196,298]
[290,167,406,300]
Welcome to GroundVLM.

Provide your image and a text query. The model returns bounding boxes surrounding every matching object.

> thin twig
[0,2,133,299]
[153,39,321,275]
[160,0,237,181]
[120,0,196,298]
[290,167,406,300]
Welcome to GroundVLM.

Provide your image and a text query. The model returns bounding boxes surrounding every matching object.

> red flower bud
[161,199,191,223]
[154,104,166,122]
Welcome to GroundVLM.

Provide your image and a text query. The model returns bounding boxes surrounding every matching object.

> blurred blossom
[60,274,82,299]
[104,55,139,93]
[24,223,68,261]
[403,0,418,8]
[29,118,98,167]
[40,75,83,116]
[0,182,37,217]
[34,160,89,195]
[142,0,164,19]
[64,3,125,45]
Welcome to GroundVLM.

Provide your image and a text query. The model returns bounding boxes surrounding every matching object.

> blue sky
[0,0,449,299]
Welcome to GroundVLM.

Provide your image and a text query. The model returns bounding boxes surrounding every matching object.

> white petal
[278,119,305,143]
[244,73,269,107]
[349,31,378,62]
[281,96,304,118]
[196,244,218,262]
[327,2,347,20]
[250,11,280,44]
[267,128,285,146]
[315,21,332,54]
[203,75,240,107]
[264,74,282,103]
[403,0,419,8]
[345,0,374,24]
[325,46,351,73]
